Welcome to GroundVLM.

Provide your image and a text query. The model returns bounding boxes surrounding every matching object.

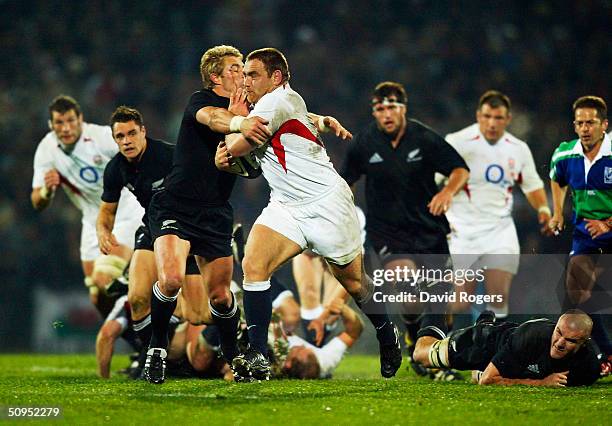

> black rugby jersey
[491,319,601,386]
[163,90,237,205]
[341,119,467,249]
[102,137,173,222]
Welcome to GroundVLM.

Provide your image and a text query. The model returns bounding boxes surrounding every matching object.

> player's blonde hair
[200,45,243,89]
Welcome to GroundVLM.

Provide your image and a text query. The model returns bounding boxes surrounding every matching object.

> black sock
[243,286,272,355]
[149,282,177,350]
[417,313,448,339]
[132,314,152,350]
[400,315,420,348]
[354,275,395,345]
[209,294,240,362]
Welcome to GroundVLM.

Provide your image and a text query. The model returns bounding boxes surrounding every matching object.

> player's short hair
[246,48,290,83]
[109,106,144,129]
[200,45,243,90]
[478,90,511,112]
[371,81,407,105]
[573,96,607,120]
[48,95,81,118]
[285,350,320,379]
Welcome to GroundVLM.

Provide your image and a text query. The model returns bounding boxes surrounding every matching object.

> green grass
[0,354,609,425]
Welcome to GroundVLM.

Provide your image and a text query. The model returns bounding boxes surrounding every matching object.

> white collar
[572,133,612,157]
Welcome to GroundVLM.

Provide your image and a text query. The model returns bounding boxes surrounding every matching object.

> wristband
[538,206,551,216]
[39,186,54,200]
[229,116,246,133]
[318,116,330,133]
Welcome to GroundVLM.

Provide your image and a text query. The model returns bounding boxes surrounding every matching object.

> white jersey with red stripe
[444,123,543,236]
[32,122,143,226]
[248,84,339,204]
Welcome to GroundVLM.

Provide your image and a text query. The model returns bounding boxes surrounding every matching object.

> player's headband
[371,96,405,110]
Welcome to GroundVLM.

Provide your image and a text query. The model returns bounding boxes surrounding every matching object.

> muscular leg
[179,273,211,325]
[196,255,237,362]
[241,224,302,354]
[326,254,397,345]
[128,249,158,353]
[483,269,513,319]
[293,252,325,342]
[149,235,190,349]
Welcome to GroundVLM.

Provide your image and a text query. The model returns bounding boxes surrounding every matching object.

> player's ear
[141,125,146,136]
[48,120,53,130]
[210,73,221,86]
[272,69,283,85]
[506,112,512,124]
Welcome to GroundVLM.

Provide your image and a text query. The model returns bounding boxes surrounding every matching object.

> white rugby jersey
[32,122,143,225]
[248,84,339,204]
[288,335,348,378]
[445,123,543,233]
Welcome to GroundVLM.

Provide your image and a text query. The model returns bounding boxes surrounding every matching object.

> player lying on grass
[96,285,214,379]
[412,310,604,387]
[275,294,364,379]
[96,279,298,379]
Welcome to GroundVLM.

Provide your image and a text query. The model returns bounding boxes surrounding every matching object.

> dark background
[1,0,610,350]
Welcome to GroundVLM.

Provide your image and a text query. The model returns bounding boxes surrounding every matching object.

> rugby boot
[379,324,402,378]
[143,348,167,384]
[232,346,271,381]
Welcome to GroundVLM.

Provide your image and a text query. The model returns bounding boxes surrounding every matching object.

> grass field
[0,354,609,425]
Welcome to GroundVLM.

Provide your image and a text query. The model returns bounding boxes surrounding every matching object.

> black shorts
[447,322,516,371]
[367,231,452,270]
[148,190,233,261]
[134,224,201,275]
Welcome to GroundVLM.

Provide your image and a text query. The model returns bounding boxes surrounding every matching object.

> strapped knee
[84,276,99,296]
[93,255,128,280]
[428,338,450,368]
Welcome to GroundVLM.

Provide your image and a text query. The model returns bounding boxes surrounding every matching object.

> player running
[220,48,402,381]
[31,95,143,313]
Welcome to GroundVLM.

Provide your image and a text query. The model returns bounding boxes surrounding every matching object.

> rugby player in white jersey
[444,91,552,320]
[219,48,401,381]
[31,95,143,310]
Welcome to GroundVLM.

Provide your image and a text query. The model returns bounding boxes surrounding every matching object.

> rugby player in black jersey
[412,310,603,386]
[97,106,206,377]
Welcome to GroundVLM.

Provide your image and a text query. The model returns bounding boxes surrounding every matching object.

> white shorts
[80,200,143,261]
[255,179,361,265]
[448,218,520,274]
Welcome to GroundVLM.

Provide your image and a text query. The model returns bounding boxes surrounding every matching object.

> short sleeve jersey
[445,123,543,234]
[102,137,174,223]
[288,335,349,378]
[341,119,468,243]
[163,90,237,205]
[32,122,142,224]
[248,84,339,204]
[491,319,601,386]
[549,134,612,235]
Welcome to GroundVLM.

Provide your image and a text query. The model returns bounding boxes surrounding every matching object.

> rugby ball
[227,144,266,179]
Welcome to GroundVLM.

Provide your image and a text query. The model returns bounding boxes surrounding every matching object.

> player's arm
[31,169,61,211]
[307,113,352,140]
[225,133,258,157]
[479,362,569,387]
[549,180,568,234]
[337,304,364,347]
[96,201,120,255]
[525,188,554,235]
[428,167,470,216]
[95,320,123,378]
[196,106,271,146]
